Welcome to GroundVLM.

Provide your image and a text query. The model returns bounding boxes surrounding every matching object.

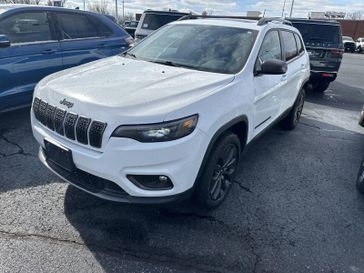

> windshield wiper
[123,52,137,59]
[149,60,198,70]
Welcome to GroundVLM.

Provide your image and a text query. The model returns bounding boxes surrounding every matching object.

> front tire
[279,87,305,130]
[194,132,241,210]
[356,158,364,193]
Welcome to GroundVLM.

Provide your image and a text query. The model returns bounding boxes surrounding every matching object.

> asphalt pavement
[0,53,364,273]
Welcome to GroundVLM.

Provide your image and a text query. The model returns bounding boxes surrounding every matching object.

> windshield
[292,22,341,46]
[127,24,257,74]
[141,13,186,30]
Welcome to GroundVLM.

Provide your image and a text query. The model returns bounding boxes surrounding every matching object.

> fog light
[127,175,173,190]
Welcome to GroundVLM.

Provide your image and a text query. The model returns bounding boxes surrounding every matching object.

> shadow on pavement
[64,117,364,273]
[63,185,254,273]
[305,81,364,112]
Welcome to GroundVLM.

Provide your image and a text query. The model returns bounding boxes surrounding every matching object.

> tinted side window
[0,12,52,44]
[281,31,298,61]
[256,30,282,71]
[56,13,98,39]
[294,33,304,53]
[88,15,113,37]
[141,14,184,30]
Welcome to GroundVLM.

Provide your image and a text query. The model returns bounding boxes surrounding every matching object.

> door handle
[41,49,56,55]
[98,43,107,48]
[281,75,287,81]
[300,63,305,68]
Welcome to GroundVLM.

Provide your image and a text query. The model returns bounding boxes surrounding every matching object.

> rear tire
[279,87,305,130]
[312,80,330,92]
[194,132,241,210]
[356,158,364,193]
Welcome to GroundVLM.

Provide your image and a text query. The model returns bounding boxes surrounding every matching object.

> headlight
[111,114,198,142]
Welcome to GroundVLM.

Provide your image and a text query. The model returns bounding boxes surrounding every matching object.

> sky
[66,0,364,18]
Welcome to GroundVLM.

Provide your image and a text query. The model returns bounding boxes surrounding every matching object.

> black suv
[356,107,364,193]
[289,19,344,92]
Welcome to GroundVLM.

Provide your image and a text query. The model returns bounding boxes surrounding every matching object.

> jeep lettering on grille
[59,98,74,109]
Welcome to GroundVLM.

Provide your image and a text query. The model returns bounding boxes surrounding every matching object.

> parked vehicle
[342,36,356,53]
[0,5,133,112]
[356,37,364,53]
[31,17,310,209]
[124,20,138,37]
[289,18,343,92]
[134,10,189,42]
[356,108,364,193]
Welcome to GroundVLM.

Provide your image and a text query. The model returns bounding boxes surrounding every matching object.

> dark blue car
[0,5,133,112]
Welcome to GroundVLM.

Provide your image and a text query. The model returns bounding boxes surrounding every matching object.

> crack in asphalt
[159,208,262,273]
[235,193,260,273]
[0,129,36,158]
[300,122,322,130]
[233,180,252,193]
[0,229,222,273]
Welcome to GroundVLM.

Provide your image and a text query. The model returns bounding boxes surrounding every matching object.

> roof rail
[257,17,292,26]
[178,15,293,27]
[178,14,260,21]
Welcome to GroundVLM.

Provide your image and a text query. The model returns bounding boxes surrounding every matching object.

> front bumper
[39,148,194,204]
[32,112,208,203]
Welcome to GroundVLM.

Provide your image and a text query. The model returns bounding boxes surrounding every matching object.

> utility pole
[122,0,125,23]
[289,0,295,18]
[281,0,287,17]
[115,0,118,23]
[83,0,85,10]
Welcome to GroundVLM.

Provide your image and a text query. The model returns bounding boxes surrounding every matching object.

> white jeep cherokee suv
[31,16,310,209]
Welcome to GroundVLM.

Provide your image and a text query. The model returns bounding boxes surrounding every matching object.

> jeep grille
[32,97,107,148]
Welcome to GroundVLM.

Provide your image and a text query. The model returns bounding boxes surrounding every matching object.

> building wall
[338,20,364,40]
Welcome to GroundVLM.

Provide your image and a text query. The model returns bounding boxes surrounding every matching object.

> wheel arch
[194,115,249,186]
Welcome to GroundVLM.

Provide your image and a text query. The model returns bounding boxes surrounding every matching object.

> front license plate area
[44,140,75,172]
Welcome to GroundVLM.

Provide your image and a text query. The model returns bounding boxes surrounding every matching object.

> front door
[253,30,285,135]
[0,11,62,110]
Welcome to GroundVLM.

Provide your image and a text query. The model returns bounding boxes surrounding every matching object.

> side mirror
[0,35,10,48]
[259,59,287,75]
[359,107,364,127]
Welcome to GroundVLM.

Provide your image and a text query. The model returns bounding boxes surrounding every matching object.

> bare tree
[2,0,42,4]
[202,10,213,16]
[46,0,67,7]
[346,11,363,20]
[88,0,109,15]
[124,12,134,22]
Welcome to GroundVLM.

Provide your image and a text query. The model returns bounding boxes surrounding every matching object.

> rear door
[253,30,284,134]
[279,30,306,111]
[0,11,62,110]
[87,14,129,56]
[54,12,123,68]
[53,12,117,70]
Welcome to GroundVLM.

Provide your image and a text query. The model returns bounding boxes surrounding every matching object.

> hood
[36,56,234,123]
